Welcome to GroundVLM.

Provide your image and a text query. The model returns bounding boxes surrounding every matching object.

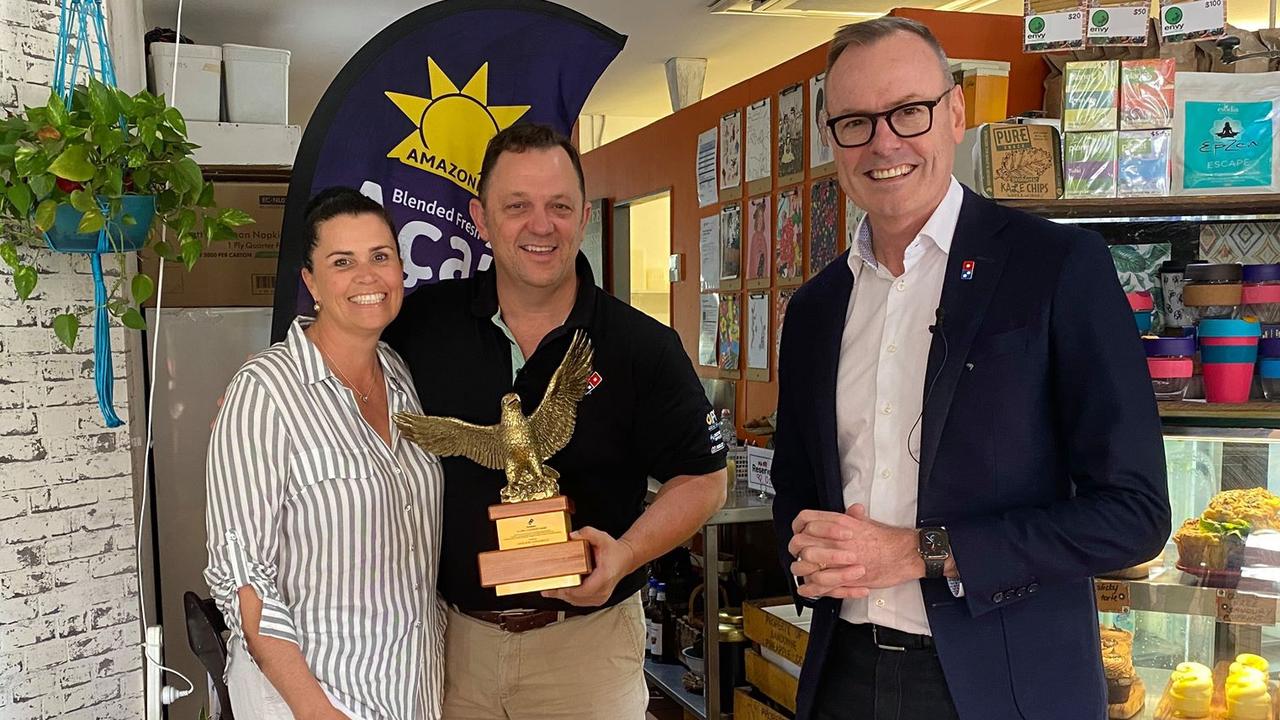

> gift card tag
[1160,0,1225,43]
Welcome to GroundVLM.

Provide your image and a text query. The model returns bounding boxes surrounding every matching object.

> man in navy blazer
[771,18,1170,720]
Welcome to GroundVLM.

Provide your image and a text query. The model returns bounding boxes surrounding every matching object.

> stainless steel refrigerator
[144,307,273,719]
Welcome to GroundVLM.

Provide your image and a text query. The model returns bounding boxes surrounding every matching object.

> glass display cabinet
[1101,426,1280,720]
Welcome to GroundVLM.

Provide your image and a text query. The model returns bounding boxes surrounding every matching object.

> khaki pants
[443,595,648,719]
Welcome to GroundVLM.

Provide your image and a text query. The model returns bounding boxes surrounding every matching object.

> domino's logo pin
[960,260,976,281]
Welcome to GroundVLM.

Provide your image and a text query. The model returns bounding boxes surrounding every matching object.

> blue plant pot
[43,195,156,254]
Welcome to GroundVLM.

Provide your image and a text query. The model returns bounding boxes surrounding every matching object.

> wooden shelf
[1159,401,1280,429]
[1001,195,1280,223]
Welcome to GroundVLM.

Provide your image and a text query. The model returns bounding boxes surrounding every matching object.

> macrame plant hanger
[50,0,127,427]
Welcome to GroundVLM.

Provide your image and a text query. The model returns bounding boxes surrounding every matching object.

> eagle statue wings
[393,330,594,503]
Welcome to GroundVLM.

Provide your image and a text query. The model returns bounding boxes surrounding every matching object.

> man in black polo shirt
[383,124,728,719]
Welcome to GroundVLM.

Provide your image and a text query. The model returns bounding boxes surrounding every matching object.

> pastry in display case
[1173,487,1280,585]
[1105,625,1147,718]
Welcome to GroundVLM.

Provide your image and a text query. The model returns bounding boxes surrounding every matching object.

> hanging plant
[0,77,254,348]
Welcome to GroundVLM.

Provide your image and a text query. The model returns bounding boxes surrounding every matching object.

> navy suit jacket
[770,189,1170,719]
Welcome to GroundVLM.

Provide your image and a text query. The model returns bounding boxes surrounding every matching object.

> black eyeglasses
[824,86,956,149]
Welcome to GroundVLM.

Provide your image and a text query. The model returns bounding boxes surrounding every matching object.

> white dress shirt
[836,178,963,635]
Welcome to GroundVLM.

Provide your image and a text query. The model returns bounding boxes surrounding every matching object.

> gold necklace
[314,340,380,404]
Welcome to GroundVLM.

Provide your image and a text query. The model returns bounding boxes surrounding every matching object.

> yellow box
[743,598,810,667]
[746,649,799,713]
[734,688,793,720]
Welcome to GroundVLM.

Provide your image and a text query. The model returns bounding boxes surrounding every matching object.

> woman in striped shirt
[205,187,444,720]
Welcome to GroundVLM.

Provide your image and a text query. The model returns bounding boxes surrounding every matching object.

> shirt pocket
[287,446,378,489]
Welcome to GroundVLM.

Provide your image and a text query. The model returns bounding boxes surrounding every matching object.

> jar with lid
[1242,264,1280,323]
[1143,336,1195,401]
[1159,259,1195,330]
[1182,262,1242,321]
[1262,359,1280,400]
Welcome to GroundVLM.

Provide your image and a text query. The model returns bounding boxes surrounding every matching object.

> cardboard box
[950,59,1010,129]
[977,123,1064,200]
[743,598,810,667]
[141,182,287,307]
[734,688,793,720]
[745,648,799,712]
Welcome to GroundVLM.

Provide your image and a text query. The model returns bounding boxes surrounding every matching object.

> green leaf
[69,189,95,213]
[121,308,146,330]
[162,106,188,136]
[12,265,36,300]
[131,273,154,305]
[77,206,105,234]
[207,221,238,244]
[48,145,94,182]
[7,183,32,215]
[13,144,44,177]
[217,208,255,227]
[46,92,67,128]
[132,167,151,190]
[174,157,203,195]
[34,199,57,231]
[28,173,54,200]
[174,208,196,239]
[196,181,215,207]
[180,236,202,270]
[106,299,127,317]
[52,313,78,349]
[105,166,123,197]
[0,241,18,269]
[153,240,175,261]
[87,78,119,125]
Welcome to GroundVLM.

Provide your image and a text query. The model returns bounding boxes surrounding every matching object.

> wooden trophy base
[477,496,593,597]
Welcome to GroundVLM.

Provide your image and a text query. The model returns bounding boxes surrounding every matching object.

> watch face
[922,530,947,555]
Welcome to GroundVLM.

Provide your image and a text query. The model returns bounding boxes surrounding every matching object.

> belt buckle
[495,609,534,632]
[871,625,906,652]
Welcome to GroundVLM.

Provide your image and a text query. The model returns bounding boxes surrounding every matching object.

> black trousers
[813,621,961,720]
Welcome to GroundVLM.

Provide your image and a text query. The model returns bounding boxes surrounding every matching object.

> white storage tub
[147,42,222,122]
[222,43,290,124]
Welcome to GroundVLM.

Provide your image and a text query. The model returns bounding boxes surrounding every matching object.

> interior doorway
[611,191,671,326]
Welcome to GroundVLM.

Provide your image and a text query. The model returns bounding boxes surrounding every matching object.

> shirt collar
[848,176,963,277]
[470,251,598,331]
[287,316,412,399]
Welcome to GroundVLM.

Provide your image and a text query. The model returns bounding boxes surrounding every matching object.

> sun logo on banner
[385,58,530,195]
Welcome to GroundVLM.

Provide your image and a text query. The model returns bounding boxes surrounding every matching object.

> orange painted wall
[581,9,1044,431]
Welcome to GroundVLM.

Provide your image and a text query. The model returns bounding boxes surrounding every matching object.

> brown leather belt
[458,607,593,633]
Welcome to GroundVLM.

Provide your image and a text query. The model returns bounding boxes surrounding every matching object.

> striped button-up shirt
[205,317,444,720]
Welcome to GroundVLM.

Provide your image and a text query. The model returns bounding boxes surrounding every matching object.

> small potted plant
[0,77,253,348]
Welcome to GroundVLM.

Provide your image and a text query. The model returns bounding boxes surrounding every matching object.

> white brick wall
[0,1,145,718]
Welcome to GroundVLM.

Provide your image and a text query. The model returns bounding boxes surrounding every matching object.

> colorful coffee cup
[1199,318,1262,403]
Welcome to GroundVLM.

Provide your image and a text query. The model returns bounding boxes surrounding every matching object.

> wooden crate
[734,687,794,720]
[743,598,809,668]
[746,648,800,713]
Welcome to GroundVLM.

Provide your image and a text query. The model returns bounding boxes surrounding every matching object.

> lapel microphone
[909,306,950,465]
[928,307,946,335]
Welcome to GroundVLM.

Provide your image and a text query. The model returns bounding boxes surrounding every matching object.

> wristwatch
[918,526,950,580]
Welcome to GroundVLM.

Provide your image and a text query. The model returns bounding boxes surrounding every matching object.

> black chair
[183,591,234,720]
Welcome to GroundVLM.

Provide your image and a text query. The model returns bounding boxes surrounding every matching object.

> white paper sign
[810,73,834,169]
[1160,0,1225,43]
[699,214,721,292]
[747,445,775,496]
[745,98,772,183]
[720,110,742,190]
[1087,4,1149,41]
[697,127,718,208]
[1024,9,1085,52]
[699,294,719,366]
[747,292,769,370]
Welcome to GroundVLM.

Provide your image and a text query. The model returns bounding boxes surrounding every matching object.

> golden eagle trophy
[394,331,595,596]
